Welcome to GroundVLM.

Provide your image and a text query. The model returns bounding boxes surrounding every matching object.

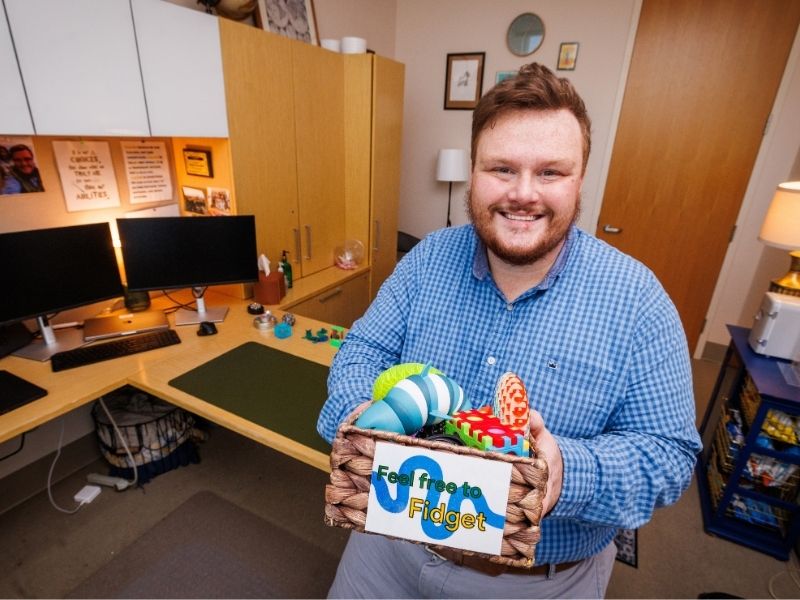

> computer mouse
[197,321,218,336]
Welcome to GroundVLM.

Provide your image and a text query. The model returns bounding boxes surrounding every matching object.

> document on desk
[168,342,331,454]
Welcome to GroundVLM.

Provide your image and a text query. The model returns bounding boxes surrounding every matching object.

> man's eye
[493,166,513,174]
[541,169,560,179]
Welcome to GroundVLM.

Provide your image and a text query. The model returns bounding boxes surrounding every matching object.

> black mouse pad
[0,370,47,414]
[168,342,331,454]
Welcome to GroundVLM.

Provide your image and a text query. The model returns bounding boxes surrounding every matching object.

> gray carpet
[67,490,341,599]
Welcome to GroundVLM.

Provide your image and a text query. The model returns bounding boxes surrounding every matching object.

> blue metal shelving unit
[696,326,800,560]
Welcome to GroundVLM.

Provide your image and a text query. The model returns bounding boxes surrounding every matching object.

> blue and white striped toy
[355,364,469,435]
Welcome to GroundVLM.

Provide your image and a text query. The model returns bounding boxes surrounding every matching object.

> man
[1,144,44,194]
[317,62,701,599]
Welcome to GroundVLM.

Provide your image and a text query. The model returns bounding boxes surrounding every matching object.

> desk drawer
[287,271,369,328]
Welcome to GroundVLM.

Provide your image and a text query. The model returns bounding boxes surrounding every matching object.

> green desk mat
[168,342,331,454]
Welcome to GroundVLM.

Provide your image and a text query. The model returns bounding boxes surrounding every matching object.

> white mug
[341,36,367,54]
[320,38,341,52]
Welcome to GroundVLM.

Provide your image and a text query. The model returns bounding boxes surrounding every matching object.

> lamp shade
[759,182,800,250]
[436,149,470,182]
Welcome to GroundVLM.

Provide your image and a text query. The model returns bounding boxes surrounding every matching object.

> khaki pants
[328,531,618,599]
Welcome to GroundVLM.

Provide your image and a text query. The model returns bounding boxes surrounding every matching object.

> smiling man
[318,62,701,599]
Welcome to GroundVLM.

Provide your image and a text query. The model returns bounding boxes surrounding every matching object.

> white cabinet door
[132,0,228,137]
[5,0,149,136]
[0,3,33,134]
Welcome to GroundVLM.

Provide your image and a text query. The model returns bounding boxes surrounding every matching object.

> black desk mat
[168,342,331,454]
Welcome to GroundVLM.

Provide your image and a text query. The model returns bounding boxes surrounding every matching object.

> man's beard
[465,187,580,266]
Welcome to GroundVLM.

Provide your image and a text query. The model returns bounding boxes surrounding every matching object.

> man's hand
[529,409,563,516]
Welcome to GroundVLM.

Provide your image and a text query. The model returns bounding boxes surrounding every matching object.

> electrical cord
[0,432,26,461]
[97,396,138,489]
[46,419,83,514]
[161,290,197,313]
[768,552,800,598]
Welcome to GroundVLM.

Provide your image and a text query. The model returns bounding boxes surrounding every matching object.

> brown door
[596,0,800,351]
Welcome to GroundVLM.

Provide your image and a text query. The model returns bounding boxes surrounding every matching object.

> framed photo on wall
[557,42,579,71]
[444,52,485,110]
[255,0,318,45]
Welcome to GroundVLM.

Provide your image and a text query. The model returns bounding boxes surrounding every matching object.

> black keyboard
[50,329,181,372]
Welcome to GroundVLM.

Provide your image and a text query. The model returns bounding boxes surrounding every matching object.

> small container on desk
[697,325,800,560]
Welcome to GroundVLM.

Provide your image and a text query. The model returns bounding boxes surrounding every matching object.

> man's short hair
[9,144,33,157]
[471,63,592,174]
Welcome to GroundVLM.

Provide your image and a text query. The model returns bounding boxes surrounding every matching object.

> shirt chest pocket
[531,356,618,436]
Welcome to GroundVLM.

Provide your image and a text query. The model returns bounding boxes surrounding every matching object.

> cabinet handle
[293,228,301,263]
[304,225,312,260]
[373,219,381,251]
[318,287,343,303]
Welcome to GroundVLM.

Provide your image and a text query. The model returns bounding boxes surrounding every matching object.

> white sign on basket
[365,441,512,556]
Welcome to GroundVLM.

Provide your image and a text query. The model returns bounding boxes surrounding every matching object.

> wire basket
[324,405,548,568]
[92,385,200,483]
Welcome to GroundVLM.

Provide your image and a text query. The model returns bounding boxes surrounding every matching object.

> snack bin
[324,405,549,568]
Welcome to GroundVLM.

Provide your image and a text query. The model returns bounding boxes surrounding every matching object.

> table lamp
[758,181,800,297]
[436,149,470,227]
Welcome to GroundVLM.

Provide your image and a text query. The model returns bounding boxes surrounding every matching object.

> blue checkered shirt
[317,224,701,563]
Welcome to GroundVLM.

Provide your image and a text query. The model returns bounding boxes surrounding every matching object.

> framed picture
[557,42,579,71]
[182,186,207,215]
[182,147,213,178]
[444,52,485,110]
[256,0,318,45]
[495,70,518,84]
[207,187,232,216]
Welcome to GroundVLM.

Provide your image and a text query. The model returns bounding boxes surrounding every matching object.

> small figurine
[281,312,296,326]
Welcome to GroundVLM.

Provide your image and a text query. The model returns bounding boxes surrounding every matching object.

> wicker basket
[324,406,549,568]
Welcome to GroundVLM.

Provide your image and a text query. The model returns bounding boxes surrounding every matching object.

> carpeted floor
[66,490,341,599]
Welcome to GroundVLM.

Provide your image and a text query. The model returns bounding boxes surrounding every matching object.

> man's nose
[507,172,538,203]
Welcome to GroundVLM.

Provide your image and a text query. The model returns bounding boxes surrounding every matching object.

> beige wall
[394,0,639,239]
[313,0,397,58]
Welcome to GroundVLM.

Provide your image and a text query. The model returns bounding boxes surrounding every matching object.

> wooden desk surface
[0,290,338,471]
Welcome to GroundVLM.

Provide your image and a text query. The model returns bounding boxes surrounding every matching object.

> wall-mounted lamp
[758,181,800,296]
[436,149,470,227]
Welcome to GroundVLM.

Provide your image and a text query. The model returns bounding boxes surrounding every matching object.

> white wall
[313,0,397,58]
[699,26,800,354]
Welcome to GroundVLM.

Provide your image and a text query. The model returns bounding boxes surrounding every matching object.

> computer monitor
[0,222,124,360]
[116,216,258,325]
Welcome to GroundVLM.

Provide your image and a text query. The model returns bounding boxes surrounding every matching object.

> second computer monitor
[116,216,258,325]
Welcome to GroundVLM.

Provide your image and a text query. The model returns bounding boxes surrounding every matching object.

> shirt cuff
[547,435,597,518]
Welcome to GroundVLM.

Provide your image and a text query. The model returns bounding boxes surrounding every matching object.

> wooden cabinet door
[132,0,227,137]
[293,43,345,277]
[5,0,149,136]
[0,7,32,134]
[369,56,405,299]
[287,272,370,328]
[220,20,298,267]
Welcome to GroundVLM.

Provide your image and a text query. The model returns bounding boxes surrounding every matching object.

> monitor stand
[13,316,85,361]
[174,289,229,326]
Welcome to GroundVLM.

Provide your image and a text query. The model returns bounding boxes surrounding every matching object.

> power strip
[87,473,131,491]
[73,485,101,505]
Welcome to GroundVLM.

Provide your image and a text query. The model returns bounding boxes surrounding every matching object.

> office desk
[0,291,339,472]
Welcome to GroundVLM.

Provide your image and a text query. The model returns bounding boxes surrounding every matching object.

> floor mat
[614,528,638,567]
[66,490,341,598]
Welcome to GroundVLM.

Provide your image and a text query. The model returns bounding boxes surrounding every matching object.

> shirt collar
[472,224,577,292]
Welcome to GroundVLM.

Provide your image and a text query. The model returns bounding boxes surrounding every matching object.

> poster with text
[53,140,120,212]
[121,141,173,204]
[365,442,511,555]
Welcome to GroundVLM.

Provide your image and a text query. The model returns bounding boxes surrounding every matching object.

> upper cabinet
[4,0,149,136]
[0,4,33,134]
[131,0,228,137]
